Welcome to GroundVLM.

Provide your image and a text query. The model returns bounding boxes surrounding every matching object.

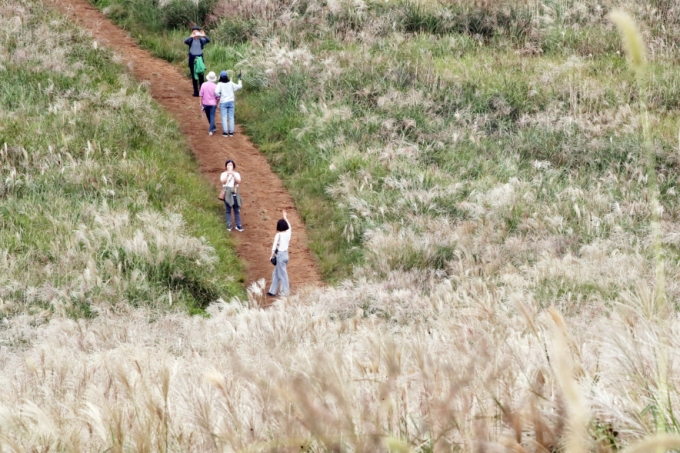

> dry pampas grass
[3,0,680,450]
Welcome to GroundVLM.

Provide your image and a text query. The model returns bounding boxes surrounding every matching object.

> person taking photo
[214,70,242,137]
[220,159,243,232]
[184,26,210,97]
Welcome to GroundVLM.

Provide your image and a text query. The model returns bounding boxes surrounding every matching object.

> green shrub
[98,0,216,32]
[162,0,217,29]
[211,16,257,45]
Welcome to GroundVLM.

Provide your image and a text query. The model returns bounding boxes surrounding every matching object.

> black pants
[188,54,205,95]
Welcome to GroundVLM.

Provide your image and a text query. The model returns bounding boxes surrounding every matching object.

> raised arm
[184,37,193,45]
[283,210,291,230]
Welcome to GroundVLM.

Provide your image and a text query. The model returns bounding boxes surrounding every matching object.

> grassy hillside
[0,0,244,319]
[90,0,680,299]
[4,0,680,451]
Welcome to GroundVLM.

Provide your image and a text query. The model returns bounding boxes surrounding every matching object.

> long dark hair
[219,73,230,83]
[276,219,289,232]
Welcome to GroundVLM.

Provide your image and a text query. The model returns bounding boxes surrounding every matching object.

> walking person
[268,210,291,297]
[214,70,242,137]
[199,71,218,135]
[184,26,210,97]
[220,159,243,232]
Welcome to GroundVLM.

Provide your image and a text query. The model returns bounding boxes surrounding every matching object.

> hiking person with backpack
[219,159,243,232]
[214,70,242,137]
[184,26,210,96]
[267,210,291,297]
[199,71,218,135]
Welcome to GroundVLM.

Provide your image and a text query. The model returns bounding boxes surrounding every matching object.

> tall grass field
[3,0,680,450]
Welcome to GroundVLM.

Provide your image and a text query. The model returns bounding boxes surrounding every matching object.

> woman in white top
[214,70,242,137]
[220,159,243,231]
[268,210,291,297]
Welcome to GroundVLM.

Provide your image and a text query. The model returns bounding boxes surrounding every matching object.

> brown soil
[51,0,322,294]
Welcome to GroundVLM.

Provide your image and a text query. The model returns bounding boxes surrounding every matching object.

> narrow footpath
[52,0,322,293]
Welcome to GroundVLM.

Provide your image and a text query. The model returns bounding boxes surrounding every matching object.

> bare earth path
[51,0,322,293]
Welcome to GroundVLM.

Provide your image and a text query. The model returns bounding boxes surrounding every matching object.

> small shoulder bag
[271,234,279,266]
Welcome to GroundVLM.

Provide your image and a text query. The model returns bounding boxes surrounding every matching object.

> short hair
[225,159,236,169]
[276,219,289,232]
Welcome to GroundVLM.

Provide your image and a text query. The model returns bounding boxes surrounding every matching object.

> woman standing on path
[268,211,291,297]
[184,26,210,97]
[220,159,243,232]
[214,70,242,137]
[199,71,218,135]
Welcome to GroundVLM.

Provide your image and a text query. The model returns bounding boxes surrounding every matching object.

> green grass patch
[0,3,244,318]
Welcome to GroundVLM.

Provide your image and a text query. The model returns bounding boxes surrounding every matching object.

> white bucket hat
[206,71,217,82]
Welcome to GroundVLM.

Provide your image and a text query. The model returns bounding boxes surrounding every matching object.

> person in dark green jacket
[184,26,210,96]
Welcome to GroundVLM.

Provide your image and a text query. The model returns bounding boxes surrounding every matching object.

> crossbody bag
[271,233,279,266]
[219,174,237,200]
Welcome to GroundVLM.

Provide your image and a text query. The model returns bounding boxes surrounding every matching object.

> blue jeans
[203,105,216,132]
[224,195,241,229]
[269,250,290,296]
[219,101,235,134]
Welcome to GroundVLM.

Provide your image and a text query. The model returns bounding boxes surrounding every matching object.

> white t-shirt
[220,171,241,188]
[272,225,292,253]
[215,80,242,104]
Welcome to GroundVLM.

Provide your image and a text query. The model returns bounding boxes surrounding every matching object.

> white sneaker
[209,131,213,136]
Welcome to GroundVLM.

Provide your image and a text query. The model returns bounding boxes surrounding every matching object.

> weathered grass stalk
[549,308,590,453]
[618,434,680,453]
[610,9,669,438]
[609,10,665,311]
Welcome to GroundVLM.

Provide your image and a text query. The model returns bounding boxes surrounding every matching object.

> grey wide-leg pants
[269,250,290,296]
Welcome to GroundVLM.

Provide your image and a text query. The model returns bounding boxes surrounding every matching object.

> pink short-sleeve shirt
[199,81,218,106]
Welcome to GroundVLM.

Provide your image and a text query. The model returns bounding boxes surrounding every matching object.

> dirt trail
[52,0,322,293]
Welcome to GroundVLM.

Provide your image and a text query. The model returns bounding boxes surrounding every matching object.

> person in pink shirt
[199,71,219,135]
